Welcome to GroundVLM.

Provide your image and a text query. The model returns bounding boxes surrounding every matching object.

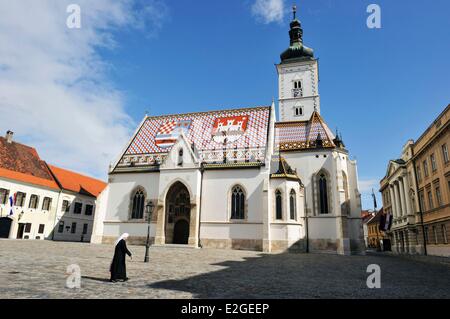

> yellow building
[380,104,450,257]
[413,104,450,256]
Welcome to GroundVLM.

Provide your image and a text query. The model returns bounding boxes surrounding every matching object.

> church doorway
[0,217,12,238]
[173,219,189,244]
[165,182,191,244]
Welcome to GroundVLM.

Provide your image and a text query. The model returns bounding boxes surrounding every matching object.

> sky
[0,0,449,210]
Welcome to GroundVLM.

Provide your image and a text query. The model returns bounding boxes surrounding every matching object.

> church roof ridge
[275,111,337,151]
[144,105,271,120]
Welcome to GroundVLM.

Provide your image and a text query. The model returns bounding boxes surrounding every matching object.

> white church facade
[93,9,364,255]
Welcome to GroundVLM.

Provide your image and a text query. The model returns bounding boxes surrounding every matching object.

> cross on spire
[292,4,297,20]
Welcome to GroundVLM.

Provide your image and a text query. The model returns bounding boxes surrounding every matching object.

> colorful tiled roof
[116,106,271,169]
[270,155,301,181]
[275,111,336,151]
[48,165,107,197]
[0,137,59,190]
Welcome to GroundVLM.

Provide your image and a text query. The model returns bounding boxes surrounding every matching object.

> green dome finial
[280,3,314,63]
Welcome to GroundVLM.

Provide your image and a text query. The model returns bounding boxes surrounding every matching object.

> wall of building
[0,178,59,240]
[281,149,364,254]
[52,191,97,243]
[277,59,320,122]
[380,106,450,257]
[101,171,160,243]
[200,168,268,250]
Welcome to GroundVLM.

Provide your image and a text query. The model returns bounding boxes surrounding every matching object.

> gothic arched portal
[165,182,191,244]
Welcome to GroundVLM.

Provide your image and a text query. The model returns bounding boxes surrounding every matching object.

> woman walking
[110,233,132,282]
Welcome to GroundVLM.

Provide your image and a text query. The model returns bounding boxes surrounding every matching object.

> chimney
[5,130,14,143]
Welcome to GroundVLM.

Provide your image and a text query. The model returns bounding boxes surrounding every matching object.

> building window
[28,195,39,209]
[231,185,245,220]
[58,221,64,233]
[85,204,94,216]
[424,227,429,244]
[419,191,425,212]
[435,186,443,207]
[42,197,52,211]
[275,190,283,220]
[442,144,449,164]
[427,191,434,210]
[442,224,448,244]
[289,189,297,220]
[319,173,329,214]
[293,80,303,97]
[433,226,438,244]
[131,189,145,219]
[178,148,183,166]
[62,200,70,213]
[0,188,9,205]
[83,223,88,235]
[294,106,303,117]
[15,192,26,207]
[423,160,429,177]
[71,222,77,234]
[416,166,422,182]
[38,224,45,234]
[430,153,437,172]
[25,223,32,233]
[74,202,83,214]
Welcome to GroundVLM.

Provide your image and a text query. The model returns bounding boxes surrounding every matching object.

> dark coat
[110,239,132,281]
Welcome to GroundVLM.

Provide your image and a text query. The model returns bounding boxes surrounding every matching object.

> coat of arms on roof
[212,115,248,144]
[155,120,192,149]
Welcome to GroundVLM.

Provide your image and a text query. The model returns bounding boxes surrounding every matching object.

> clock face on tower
[293,88,302,98]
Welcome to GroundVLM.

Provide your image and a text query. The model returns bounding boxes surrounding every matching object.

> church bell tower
[277,5,320,122]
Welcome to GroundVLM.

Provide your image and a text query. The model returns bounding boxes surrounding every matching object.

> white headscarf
[115,233,129,246]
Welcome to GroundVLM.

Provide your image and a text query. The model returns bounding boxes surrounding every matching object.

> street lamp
[144,200,154,263]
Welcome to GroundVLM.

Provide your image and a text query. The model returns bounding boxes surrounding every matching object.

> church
[92,8,364,255]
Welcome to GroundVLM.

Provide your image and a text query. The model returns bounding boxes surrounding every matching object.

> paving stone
[0,240,449,299]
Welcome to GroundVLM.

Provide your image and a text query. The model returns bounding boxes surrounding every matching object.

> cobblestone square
[0,240,449,299]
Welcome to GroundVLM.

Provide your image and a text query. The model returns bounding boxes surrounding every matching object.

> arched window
[231,186,245,220]
[293,80,303,97]
[289,189,297,220]
[342,172,349,201]
[294,106,303,117]
[275,190,283,220]
[131,189,145,219]
[342,171,350,214]
[178,148,183,166]
[318,174,329,214]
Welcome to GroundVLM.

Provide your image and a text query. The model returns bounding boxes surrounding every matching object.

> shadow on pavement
[146,250,450,299]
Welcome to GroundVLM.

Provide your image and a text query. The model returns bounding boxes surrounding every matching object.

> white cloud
[0,0,168,179]
[251,0,285,24]
[359,179,379,193]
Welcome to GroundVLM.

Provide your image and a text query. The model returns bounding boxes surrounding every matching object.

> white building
[94,9,364,255]
[0,132,106,242]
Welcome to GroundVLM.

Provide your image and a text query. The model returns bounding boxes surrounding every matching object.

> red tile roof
[0,167,60,190]
[0,137,59,190]
[48,165,106,197]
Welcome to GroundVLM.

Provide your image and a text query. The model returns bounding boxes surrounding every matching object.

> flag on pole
[371,188,378,210]
[8,193,16,216]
